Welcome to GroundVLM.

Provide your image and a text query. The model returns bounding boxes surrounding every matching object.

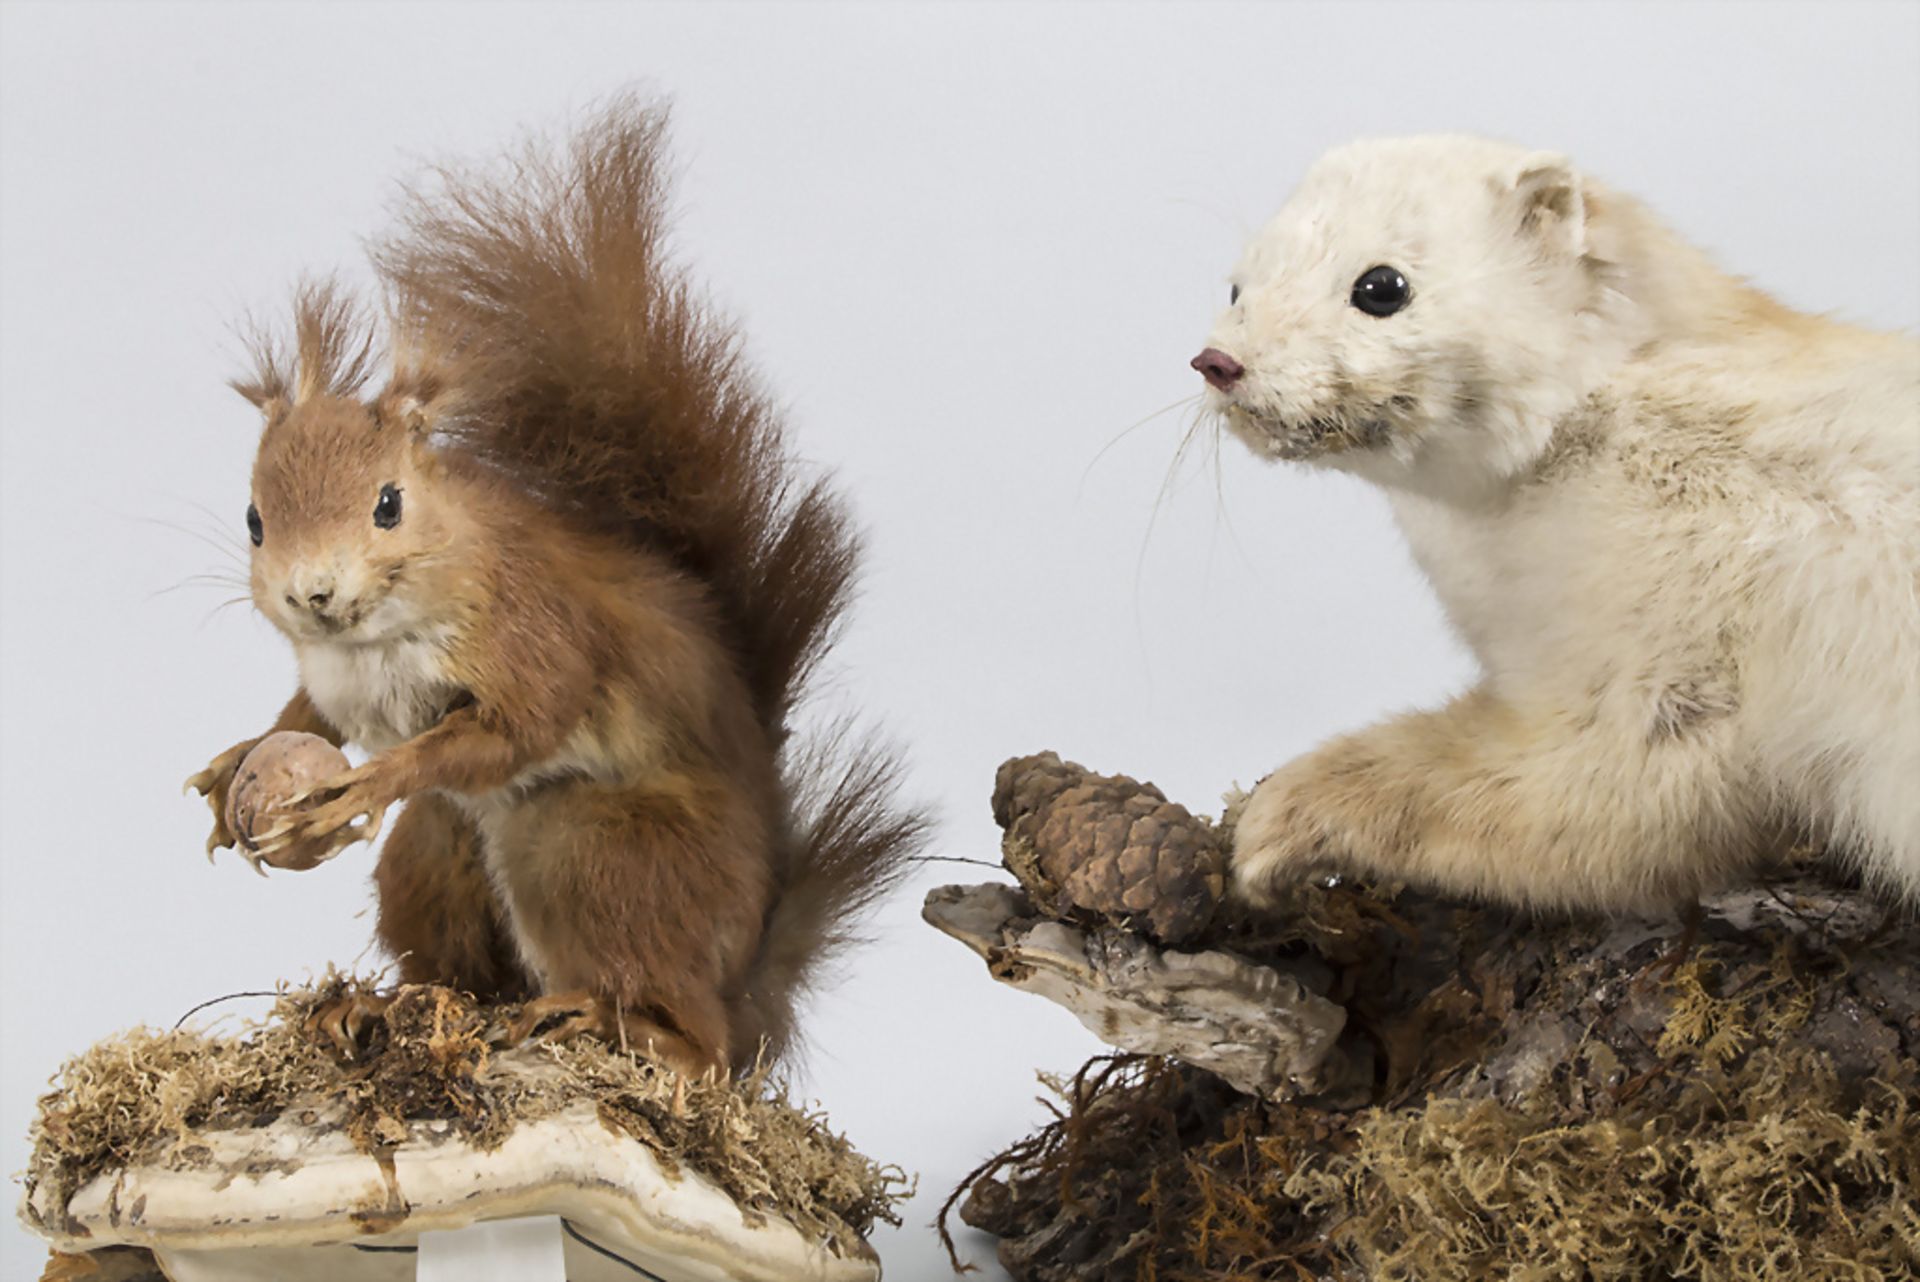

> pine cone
[992,753,1225,945]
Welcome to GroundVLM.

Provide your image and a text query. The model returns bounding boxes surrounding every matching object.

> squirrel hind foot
[507,990,719,1079]
[303,990,395,1062]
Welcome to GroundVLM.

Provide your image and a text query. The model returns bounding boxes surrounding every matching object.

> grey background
[3,2,1916,1278]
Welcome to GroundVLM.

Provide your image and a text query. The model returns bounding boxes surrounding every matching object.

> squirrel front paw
[184,738,262,858]
[247,765,392,870]
[1228,765,1350,907]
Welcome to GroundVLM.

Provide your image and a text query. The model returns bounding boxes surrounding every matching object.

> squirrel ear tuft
[1506,152,1588,258]
[230,378,290,424]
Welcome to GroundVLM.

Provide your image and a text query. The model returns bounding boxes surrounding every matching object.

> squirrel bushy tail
[376,100,846,728]
[374,97,927,1064]
[733,729,929,1063]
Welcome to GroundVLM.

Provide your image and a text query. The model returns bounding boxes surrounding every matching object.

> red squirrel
[184,102,928,1075]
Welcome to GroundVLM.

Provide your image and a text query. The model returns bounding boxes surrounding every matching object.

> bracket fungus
[21,980,903,1282]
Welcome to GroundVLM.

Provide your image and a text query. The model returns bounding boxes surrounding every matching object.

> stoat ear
[1507,152,1588,258]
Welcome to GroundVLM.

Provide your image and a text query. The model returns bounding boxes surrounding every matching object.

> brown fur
[191,100,928,1073]
[373,792,532,1000]
[374,104,852,735]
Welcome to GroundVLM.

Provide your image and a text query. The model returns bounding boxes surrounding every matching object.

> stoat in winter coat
[1192,136,1919,913]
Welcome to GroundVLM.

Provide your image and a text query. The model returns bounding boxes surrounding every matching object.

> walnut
[225,732,350,871]
[992,753,1225,944]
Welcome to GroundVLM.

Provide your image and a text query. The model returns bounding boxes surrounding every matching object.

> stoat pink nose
[1190,348,1244,390]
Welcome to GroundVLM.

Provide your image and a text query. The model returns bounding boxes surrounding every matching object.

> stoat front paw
[1228,766,1347,907]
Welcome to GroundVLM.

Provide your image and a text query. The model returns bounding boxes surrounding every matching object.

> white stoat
[1193,135,1919,913]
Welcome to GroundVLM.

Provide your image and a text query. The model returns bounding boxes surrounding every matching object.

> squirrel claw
[507,994,606,1046]
[281,763,375,812]
[508,992,712,1077]
[187,740,257,860]
[303,991,393,1060]
[277,782,328,811]
[250,794,388,868]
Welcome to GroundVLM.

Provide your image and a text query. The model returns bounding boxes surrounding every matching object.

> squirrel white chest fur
[1200,134,1920,911]
[296,633,459,755]
[297,629,645,825]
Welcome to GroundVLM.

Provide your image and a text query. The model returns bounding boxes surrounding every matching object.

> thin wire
[173,989,282,1030]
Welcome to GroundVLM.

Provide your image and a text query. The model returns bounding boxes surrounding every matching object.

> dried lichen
[25,974,906,1254]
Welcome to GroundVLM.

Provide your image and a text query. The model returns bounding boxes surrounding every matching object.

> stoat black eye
[1351,265,1411,317]
[373,483,403,530]
[246,503,264,547]
[1229,284,1241,305]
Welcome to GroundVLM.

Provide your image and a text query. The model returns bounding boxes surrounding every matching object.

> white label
[417,1216,567,1282]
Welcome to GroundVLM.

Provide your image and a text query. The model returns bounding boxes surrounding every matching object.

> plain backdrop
[3,3,1917,1279]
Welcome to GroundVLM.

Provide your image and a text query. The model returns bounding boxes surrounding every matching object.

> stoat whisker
[1077,393,1202,500]
[1129,403,1211,626]
[1108,403,1211,687]
[1201,419,1263,590]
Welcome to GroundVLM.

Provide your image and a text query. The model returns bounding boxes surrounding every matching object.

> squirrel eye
[246,503,264,547]
[1229,284,1241,305]
[373,483,403,530]
[1351,265,1411,317]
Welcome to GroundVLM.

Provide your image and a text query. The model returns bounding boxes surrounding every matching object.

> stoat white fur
[1198,135,1920,912]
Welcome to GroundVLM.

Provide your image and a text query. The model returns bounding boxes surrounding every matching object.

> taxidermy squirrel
[185,101,927,1074]
[1193,136,1919,915]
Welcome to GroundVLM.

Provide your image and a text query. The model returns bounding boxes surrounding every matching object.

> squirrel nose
[1191,348,1245,391]
[285,574,338,614]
